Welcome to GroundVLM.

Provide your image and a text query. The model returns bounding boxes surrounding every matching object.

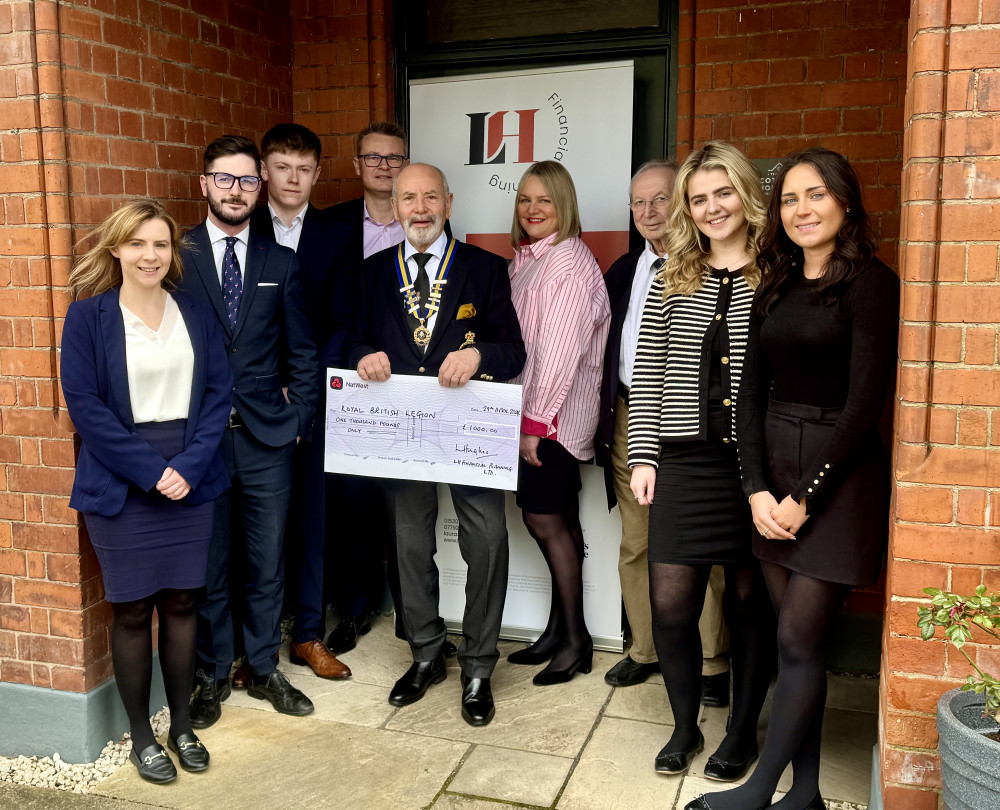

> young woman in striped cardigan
[629,142,774,782]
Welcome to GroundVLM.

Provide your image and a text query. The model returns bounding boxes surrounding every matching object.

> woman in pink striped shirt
[504,160,611,686]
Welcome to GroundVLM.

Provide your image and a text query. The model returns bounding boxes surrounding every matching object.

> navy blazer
[346,239,525,382]
[596,247,645,509]
[61,288,233,517]
[178,222,319,446]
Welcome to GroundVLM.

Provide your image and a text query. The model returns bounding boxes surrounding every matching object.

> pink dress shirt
[509,233,611,461]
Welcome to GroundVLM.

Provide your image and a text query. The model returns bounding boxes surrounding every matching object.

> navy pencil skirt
[84,420,214,603]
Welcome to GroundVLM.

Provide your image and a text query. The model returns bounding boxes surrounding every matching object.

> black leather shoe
[247,669,315,716]
[460,673,495,726]
[532,644,593,686]
[326,612,374,655]
[388,656,447,706]
[701,671,730,707]
[685,796,771,810]
[654,731,704,774]
[167,731,210,772]
[801,793,825,810]
[604,655,659,686]
[129,743,177,784]
[190,669,231,729]
[444,639,458,658]
[507,644,554,665]
[704,742,758,782]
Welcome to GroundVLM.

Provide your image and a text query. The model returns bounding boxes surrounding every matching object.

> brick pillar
[1,0,291,761]
[881,1,1000,807]
[291,0,395,207]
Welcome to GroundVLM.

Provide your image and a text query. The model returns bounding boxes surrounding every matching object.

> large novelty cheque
[324,370,522,491]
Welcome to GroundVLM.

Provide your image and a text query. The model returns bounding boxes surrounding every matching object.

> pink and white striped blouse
[509,233,611,461]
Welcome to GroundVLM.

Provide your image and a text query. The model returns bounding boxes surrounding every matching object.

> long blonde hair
[69,199,186,300]
[661,142,765,297]
[510,160,582,249]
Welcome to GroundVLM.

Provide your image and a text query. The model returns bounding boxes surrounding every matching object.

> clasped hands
[749,491,809,540]
[157,467,190,501]
[357,349,481,388]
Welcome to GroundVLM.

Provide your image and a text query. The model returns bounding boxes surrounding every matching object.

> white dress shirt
[268,202,307,252]
[619,242,667,388]
[205,218,250,286]
[402,230,451,337]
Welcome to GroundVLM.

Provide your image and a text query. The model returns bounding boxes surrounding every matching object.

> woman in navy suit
[61,200,232,784]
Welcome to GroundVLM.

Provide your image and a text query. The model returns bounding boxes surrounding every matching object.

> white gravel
[0,707,169,793]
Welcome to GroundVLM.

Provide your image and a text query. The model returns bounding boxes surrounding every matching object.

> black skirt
[516,438,583,514]
[753,400,890,586]
[647,410,754,566]
[84,420,214,603]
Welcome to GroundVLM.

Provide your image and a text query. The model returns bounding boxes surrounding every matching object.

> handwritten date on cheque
[323,368,523,491]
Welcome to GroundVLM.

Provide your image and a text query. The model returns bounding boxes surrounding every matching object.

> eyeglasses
[206,172,261,192]
[360,153,406,169]
[629,196,670,213]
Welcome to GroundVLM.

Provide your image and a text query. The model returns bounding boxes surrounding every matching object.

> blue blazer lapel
[97,289,135,428]
[234,233,266,339]
[186,224,230,331]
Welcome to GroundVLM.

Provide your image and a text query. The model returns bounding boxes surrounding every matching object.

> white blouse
[120,294,195,423]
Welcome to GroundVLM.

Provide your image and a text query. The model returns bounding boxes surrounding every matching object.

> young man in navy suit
[179,135,319,727]
[348,163,525,726]
[249,124,353,682]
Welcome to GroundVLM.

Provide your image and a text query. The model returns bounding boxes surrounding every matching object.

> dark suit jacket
[178,222,319,447]
[249,203,353,356]
[596,247,644,509]
[346,240,525,382]
[61,288,233,516]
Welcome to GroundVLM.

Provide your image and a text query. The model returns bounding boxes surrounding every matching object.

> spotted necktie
[222,236,242,329]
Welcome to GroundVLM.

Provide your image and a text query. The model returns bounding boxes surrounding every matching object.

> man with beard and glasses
[346,163,525,726]
[179,135,319,727]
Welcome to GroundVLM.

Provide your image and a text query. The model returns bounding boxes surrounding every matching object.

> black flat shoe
[507,637,558,665]
[388,656,447,706]
[704,742,758,782]
[167,732,210,772]
[247,669,315,716]
[190,669,231,730]
[801,793,825,809]
[129,743,176,784]
[532,645,593,686]
[604,655,659,687]
[701,671,730,707]
[444,639,459,658]
[684,797,772,810]
[326,612,374,654]
[654,731,704,775]
[460,674,495,726]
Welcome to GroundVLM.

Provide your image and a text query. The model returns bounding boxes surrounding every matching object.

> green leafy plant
[918,585,1000,720]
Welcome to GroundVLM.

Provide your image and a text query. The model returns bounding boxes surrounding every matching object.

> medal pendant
[413,323,432,346]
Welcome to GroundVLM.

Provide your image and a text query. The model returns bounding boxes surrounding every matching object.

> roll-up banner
[411,61,634,651]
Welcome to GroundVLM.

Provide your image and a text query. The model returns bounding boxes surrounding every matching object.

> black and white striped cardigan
[627,270,754,467]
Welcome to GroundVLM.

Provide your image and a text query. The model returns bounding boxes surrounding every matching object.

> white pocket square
[258,282,279,287]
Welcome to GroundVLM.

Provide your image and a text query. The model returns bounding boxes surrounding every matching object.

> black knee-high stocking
[110,597,157,752]
[701,564,850,810]
[649,562,711,752]
[713,563,776,762]
[523,509,590,669]
[155,588,198,740]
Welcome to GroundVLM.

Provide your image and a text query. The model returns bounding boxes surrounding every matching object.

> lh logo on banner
[466,110,539,165]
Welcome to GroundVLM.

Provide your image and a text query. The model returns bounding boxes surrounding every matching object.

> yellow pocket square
[457,303,477,320]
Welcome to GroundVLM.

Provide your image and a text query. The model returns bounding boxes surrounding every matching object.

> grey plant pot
[937,688,1000,810]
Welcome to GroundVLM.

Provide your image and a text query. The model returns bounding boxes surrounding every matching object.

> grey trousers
[386,481,509,679]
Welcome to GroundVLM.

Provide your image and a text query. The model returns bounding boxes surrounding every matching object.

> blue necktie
[222,236,242,328]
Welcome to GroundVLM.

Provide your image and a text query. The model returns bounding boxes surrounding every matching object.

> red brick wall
[881,1,1000,807]
[0,0,291,695]
[290,0,395,208]
[676,0,909,268]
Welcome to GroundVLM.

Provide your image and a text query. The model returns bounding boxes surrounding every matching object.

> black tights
[649,561,774,762]
[701,563,850,810]
[522,499,591,670]
[111,588,198,752]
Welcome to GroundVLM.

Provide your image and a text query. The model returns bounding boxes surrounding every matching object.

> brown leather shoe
[231,659,251,690]
[289,639,351,680]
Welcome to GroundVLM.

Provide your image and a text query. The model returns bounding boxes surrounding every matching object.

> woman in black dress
[629,142,774,780]
[688,150,899,810]
[62,200,232,784]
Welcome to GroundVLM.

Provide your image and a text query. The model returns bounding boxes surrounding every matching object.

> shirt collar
[363,199,397,227]
[643,241,668,267]
[404,230,449,262]
[520,231,562,260]
[205,217,250,246]
[268,201,308,229]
